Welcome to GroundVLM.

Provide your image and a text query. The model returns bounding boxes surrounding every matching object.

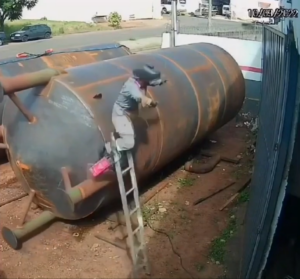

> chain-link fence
[165,19,263,42]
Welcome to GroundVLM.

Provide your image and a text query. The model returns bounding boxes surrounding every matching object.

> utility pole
[208,0,212,31]
[170,0,178,47]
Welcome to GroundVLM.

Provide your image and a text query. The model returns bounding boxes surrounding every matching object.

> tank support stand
[17,190,36,228]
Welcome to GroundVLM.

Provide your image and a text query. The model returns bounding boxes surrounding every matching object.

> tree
[0,0,38,31]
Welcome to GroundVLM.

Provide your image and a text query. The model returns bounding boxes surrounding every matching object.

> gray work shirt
[113,77,145,116]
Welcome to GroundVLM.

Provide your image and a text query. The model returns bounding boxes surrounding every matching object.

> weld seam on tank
[155,53,201,145]
[76,74,129,92]
[186,46,227,123]
[144,86,163,173]
[108,60,132,74]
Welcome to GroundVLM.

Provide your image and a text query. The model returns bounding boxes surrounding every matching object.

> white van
[222,5,230,16]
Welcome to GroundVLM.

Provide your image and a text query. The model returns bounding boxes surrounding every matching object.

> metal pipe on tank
[0,68,65,94]
[2,211,56,250]
[1,42,245,249]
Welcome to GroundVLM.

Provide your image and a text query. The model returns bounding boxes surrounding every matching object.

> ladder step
[122,166,132,175]
[132,226,141,236]
[130,207,139,216]
[126,187,134,196]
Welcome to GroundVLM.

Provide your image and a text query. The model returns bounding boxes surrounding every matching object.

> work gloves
[141,96,157,108]
[148,78,167,87]
[140,77,167,108]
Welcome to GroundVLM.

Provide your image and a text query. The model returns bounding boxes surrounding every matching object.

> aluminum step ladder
[111,133,150,279]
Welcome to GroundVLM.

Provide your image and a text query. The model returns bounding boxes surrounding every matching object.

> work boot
[110,132,122,161]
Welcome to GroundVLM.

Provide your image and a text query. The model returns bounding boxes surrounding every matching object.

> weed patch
[210,215,237,264]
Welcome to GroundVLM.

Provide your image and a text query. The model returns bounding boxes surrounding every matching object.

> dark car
[10,24,52,42]
[0,32,6,46]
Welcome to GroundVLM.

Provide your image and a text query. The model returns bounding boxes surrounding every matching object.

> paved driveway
[0,16,244,59]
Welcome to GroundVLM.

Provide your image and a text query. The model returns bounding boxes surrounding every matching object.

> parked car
[0,32,6,46]
[10,24,52,42]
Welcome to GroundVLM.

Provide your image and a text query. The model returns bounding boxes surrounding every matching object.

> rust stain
[207,87,221,131]
[108,61,131,74]
[16,160,31,171]
[186,63,212,73]
[186,46,227,122]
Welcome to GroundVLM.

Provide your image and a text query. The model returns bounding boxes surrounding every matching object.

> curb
[119,37,162,53]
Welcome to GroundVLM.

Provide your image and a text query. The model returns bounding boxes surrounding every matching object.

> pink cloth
[90,157,112,177]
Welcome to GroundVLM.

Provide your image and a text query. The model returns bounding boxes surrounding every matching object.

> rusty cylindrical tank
[1,43,245,249]
[0,43,131,160]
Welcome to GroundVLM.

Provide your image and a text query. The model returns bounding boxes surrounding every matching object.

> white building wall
[22,0,101,22]
[22,0,162,22]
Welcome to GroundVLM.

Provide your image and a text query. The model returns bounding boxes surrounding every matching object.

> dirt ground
[0,121,253,279]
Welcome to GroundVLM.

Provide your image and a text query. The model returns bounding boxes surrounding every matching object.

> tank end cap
[1,226,21,250]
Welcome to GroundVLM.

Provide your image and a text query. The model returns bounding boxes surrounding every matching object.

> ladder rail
[113,151,136,265]
[110,133,149,278]
[127,152,147,250]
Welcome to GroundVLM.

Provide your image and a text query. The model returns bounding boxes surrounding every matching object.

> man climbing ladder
[90,64,166,176]
[90,65,166,278]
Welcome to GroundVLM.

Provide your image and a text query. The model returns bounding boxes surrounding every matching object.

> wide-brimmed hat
[132,65,161,82]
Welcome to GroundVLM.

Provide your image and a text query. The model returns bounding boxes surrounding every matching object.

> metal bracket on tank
[61,167,72,191]
[8,93,36,123]
[17,190,36,228]
[51,167,76,216]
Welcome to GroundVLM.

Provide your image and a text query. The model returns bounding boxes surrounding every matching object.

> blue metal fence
[241,25,298,278]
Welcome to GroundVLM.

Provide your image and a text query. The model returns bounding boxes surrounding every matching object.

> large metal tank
[1,43,245,249]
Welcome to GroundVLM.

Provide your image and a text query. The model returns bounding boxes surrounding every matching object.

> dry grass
[3,19,114,37]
